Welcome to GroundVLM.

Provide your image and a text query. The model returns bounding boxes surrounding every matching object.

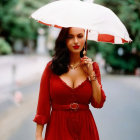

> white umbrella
[30,0,132,44]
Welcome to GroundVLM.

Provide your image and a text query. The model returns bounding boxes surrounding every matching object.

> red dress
[33,60,106,140]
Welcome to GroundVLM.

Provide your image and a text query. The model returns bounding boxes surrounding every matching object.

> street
[91,74,140,140]
[0,74,139,140]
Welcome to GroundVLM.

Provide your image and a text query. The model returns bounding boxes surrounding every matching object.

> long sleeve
[33,60,52,125]
[90,62,106,108]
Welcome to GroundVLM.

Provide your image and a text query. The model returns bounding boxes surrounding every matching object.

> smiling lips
[73,45,80,49]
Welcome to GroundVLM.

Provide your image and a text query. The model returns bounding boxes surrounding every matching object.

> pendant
[83,50,86,56]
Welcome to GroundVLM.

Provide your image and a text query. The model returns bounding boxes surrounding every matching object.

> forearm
[90,79,102,104]
[36,124,44,139]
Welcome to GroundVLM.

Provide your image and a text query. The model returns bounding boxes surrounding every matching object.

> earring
[83,44,86,56]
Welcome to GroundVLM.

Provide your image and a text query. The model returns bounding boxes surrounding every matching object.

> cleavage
[59,71,87,89]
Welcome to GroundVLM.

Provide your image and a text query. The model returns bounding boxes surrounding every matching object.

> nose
[74,37,78,44]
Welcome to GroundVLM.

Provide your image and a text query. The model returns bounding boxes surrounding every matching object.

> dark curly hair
[50,27,85,75]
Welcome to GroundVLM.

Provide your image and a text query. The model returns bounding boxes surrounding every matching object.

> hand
[36,136,44,140]
[80,56,95,76]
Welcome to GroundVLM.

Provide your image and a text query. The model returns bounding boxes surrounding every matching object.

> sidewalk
[102,74,140,91]
[0,86,38,140]
[0,54,52,114]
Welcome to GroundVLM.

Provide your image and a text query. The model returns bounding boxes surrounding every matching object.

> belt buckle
[70,103,79,110]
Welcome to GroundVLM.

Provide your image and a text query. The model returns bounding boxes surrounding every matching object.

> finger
[82,58,92,65]
[84,60,88,63]
[85,59,92,63]
[89,58,92,61]
[82,57,92,62]
[84,60,91,63]
[87,61,93,64]
[81,58,87,61]
[84,56,89,58]
[83,56,88,58]
[84,60,92,64]
[82,56,88,59]
[83,62,89,65]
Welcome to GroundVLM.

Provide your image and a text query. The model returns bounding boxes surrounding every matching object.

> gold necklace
[68,61,81,70]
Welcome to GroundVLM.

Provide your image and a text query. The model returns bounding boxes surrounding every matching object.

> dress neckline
[55,74,89,91]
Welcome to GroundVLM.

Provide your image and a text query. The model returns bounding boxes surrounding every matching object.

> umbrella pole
[83,29,88,57]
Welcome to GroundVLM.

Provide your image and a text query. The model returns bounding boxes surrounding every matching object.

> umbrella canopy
[30,0,132,44]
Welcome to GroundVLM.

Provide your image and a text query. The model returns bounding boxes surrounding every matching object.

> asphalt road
[1,74,140,140]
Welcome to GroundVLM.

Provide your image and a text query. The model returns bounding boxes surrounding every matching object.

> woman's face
[66,27,85,54]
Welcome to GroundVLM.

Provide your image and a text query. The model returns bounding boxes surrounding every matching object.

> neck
[69,53,81,65]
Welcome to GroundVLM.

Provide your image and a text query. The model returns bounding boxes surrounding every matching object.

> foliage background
[0,0,139,74]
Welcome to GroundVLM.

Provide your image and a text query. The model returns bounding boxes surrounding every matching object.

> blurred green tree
[0,37,12,55]
[0,0,50,51]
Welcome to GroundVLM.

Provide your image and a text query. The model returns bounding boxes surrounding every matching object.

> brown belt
[52,103,89,111]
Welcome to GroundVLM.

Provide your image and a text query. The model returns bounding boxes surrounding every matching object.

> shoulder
[46,59,53,68]
[47,59,53,66]
[44,59,53,73]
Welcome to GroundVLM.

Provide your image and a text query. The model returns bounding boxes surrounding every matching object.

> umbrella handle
[83,29,88,56]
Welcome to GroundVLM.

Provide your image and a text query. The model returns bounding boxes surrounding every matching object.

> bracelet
[89,73,97,81]
[90,76,97,81]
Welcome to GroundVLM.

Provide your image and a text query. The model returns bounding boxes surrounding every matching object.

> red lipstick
[73,45,80,49]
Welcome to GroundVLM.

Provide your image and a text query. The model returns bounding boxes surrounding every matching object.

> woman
[33,27,106,140]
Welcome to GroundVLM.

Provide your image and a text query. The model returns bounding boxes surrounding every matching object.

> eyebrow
[68,33,83,36]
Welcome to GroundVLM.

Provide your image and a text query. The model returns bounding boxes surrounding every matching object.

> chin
[72,50,81,54]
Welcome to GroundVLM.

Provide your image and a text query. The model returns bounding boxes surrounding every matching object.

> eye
[78,35,83,38]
